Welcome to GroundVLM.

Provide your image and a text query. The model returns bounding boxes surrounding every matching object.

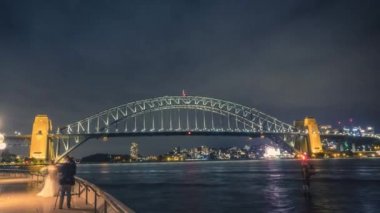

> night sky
[1,0,379,157]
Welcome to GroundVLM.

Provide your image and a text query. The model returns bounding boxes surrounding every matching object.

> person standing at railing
[57,156,76,209]
[37,160,59,197]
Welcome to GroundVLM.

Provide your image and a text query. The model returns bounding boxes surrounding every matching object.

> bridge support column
[294,117,323,157]
[30,115,53,161]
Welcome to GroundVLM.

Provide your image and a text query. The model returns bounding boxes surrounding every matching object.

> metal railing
[0,167,135,213]
[74,176,135,213]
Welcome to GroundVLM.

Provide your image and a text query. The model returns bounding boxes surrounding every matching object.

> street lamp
[0,133,6,150]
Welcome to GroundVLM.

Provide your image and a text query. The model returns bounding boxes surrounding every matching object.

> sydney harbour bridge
[1,96,379,162]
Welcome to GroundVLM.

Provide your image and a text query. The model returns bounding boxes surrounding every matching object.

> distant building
[130,142,138,161]
[365,126,375,135]
[172,146,180,154]
[320,125,333,134]
[340,144,344,152]
[200,146,209,155]
[263,145,280,158]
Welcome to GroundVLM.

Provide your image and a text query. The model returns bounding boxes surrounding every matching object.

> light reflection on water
[78,159,380,213]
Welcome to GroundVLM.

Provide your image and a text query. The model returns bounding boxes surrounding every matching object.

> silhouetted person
[58,156,76,209]
[301,160,316,197]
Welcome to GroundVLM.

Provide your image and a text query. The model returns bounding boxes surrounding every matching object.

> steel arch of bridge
[54,96,297,161]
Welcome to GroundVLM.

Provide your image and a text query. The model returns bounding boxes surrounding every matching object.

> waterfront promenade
[0,170,135,213]
[0,175,92,213]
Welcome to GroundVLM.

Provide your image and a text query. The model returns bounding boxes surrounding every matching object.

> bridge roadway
[57,131,301,138]
[55,131,380,142]
[0,174,92,213]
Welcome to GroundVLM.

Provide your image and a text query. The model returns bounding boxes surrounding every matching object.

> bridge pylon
[29,115,53,161]
[294,117,323,157]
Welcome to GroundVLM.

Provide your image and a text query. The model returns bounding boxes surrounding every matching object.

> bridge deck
[0,175,93,213]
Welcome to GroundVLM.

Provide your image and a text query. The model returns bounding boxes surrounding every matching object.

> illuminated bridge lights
[51,96,296,161]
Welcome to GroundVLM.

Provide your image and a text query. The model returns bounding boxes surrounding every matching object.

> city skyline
[1,1,379,157]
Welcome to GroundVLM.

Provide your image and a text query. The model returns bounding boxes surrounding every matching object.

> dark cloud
[1,0,379,156]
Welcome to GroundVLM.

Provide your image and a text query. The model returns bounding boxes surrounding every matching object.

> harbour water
[77,159,380,213]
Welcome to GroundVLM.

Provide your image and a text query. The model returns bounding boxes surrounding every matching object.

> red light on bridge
[301,152,309,162]
[187,131,192,135]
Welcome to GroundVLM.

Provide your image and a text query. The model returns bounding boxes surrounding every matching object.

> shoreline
[76,157,380,166]
[2,156,379,167]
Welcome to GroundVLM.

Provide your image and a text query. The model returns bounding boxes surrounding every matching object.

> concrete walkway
[0,176,93,213]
